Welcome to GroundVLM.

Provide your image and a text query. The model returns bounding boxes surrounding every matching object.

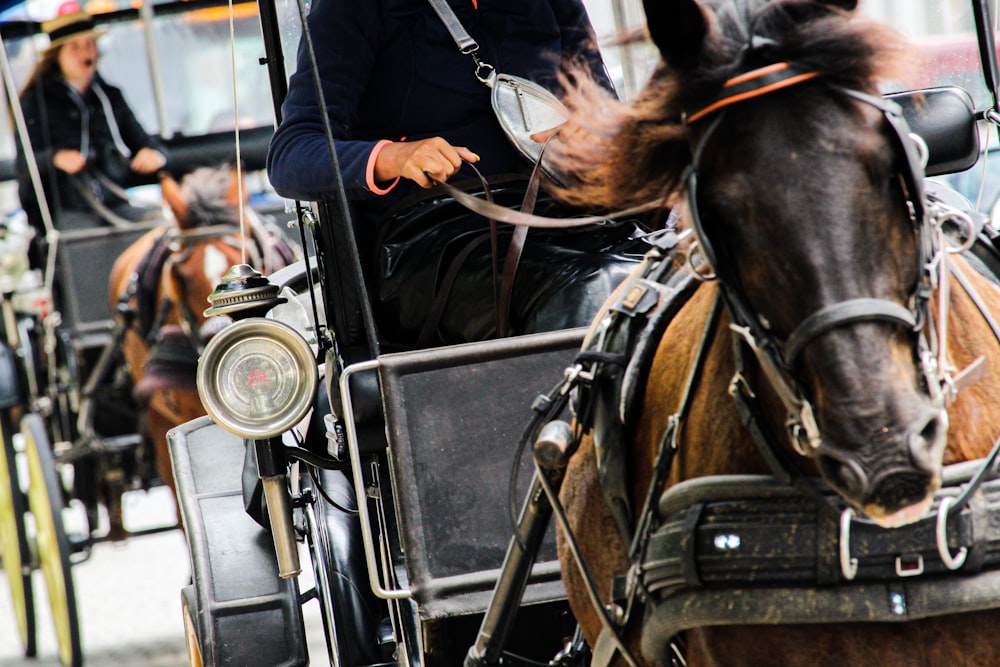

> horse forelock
[548,0,912,217]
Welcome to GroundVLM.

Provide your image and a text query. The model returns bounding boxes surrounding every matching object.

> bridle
[681,60,958,474]
[144,222,252,354]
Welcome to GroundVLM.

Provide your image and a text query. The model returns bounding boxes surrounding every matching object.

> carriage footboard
[169,416,308,667]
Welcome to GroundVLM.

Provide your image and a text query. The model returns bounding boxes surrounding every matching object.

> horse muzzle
[814,407,947,527]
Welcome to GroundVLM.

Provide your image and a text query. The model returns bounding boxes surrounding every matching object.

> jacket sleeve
[266,0,385,203]
[15,87,56,179]
[551,0,615,95]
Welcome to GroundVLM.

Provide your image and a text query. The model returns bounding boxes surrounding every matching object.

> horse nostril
[908,410,947,473]
[818,454,868,499]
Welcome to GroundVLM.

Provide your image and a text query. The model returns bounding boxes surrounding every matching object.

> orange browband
[686,62,820,124]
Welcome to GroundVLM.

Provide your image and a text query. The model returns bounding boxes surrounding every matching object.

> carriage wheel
[0,409,36,657]
[181,586,204,667]
[23,413,82,667]
[304,467,388,666]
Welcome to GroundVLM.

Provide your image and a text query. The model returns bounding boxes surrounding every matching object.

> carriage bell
[204,263,286,320]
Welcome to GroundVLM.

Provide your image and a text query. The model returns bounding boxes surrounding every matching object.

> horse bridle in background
[681,61,950,475]
[134,222,252,355]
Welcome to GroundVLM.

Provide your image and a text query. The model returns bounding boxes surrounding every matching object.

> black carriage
[159,2,1000,667]
[0,3,295,665]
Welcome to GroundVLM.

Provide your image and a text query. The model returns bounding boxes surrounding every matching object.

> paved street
[0,486,327,667]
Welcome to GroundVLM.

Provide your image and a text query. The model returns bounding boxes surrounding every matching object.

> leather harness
[556,58,1000,665]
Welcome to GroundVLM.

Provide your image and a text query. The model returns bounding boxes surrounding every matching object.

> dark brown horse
[109,166,296,506]
[551,1,1000,665]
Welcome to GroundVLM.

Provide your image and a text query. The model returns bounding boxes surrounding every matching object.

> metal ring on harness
[936,496,968,570]
[839,508,859,580]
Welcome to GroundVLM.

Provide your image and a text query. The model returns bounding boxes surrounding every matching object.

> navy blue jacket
[267,0,609,225]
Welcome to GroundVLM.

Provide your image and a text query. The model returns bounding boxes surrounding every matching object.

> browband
[686,62,820,124]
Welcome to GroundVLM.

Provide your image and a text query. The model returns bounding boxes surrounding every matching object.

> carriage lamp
[197,318,317,439]
[204,264,286,320]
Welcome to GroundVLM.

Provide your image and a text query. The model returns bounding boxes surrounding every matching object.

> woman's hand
[53,149,87,174]
[531,111,608,147]
[375,137,478,189]
[131,147,167,174]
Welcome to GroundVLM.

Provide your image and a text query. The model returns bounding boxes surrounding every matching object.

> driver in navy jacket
[267,0,642,348]
[267,0,611,225]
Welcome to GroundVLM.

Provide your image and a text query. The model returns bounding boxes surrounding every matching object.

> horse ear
[643,0,709,70]
[159,171,191,228]
[223,166,249,207]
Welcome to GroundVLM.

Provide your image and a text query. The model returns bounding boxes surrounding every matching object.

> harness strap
[686,63,820,124]
[783,298,917,366]
[431,174,666,228]
[575,250,698,545]
[497,145,549,338]
[634,465,1000,664]
[128,227,174,339]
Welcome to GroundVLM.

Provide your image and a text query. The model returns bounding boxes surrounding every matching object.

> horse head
[558,0,946,527]
[155,165,281,339]
[159,165,245,232]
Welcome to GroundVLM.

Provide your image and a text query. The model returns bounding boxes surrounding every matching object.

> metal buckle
[895,554,924,577]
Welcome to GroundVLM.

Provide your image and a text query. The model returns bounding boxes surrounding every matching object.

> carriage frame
[168,2,1000,667]
[0,0,993,666]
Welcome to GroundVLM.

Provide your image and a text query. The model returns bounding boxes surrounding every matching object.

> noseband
[682,61,943,461]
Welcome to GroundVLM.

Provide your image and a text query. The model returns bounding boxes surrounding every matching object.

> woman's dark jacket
[266,0,611,225]
[16,72,166,227]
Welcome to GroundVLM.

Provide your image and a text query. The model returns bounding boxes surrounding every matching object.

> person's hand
[52,149,87,174]
[131,147,167,174]
[375,137,479,189]
[530,112,607,147]
[529,126,561,144]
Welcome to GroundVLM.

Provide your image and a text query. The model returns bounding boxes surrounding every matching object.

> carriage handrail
[138,0,170,140]
[0,30,56,291]
[340,359,413,599]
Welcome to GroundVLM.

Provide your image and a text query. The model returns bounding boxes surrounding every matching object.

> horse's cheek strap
[783,298,917,366]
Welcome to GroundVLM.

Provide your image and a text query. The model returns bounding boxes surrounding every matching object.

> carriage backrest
[341,328,585,617]
[56,222,164,337]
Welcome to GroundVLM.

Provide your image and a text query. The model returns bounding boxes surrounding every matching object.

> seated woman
[15,10,167,236]
[267,0,646,350]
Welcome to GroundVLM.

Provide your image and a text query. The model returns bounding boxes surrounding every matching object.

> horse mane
[549,0,913,213]
[160,165,243,230]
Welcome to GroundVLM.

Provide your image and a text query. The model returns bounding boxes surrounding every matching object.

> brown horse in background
[550,0,1000,665]
[109,166,297,507]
